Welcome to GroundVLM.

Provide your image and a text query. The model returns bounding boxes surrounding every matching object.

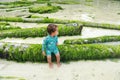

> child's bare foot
[57,63,61,67]
[49,63,53,68]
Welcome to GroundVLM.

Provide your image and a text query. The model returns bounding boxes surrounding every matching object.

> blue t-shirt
[42,35,58,52]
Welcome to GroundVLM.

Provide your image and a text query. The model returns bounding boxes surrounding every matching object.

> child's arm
[42,39,47,56]
[56,36,58,45]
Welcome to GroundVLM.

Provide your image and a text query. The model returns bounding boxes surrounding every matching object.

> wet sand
[9,22,49,28]
[0,59,120,80]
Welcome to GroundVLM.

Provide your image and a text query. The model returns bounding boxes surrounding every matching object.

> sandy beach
[0,59,120,80]
[0,0,120,80]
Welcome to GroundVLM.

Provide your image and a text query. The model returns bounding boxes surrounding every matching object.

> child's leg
[47,55,53,68]
[46,50,53,68]
[55,53,61,67]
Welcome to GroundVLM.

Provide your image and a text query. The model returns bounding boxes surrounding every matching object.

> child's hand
[42,51,46,56]
[56,43,58,46]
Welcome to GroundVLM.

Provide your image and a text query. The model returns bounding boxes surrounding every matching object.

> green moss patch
[0,25,82,38]
[0,22,21,30]
[0,42,120,62]
[0,16,120,30]
[64,36,120,44]
[0,1,33,8]
[29,3,63,14]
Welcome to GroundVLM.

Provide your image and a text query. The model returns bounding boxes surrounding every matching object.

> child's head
[47,24,58,36]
